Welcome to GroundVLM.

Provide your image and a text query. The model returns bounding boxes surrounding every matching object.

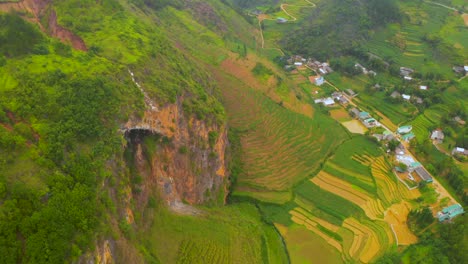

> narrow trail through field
[423,1,464,14]
[255,0,316,54]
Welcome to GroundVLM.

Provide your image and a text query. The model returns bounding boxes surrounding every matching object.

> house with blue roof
[437,204,464,222]
[402,132,415,142]
[358,112,371,120]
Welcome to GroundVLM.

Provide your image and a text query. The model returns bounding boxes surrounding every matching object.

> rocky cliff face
[125,97,229,209]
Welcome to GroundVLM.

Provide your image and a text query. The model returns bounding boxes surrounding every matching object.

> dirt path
[254,0,316,54]
[423,1,463,13]
[280,0,316,22]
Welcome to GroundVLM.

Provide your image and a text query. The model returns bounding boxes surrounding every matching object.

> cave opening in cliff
[125,129,161,145]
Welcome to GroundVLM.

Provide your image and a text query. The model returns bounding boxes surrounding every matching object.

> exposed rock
[125,97,229,207]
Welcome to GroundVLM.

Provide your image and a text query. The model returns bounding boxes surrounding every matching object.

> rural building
[368,70,377,76]
[390,91,401,99]
[338,97,349,105]
[402,132,415,142]
[464,66,468,74]
[374,84,381,90]
[355,63,367,74]
[397,125,412,134]
[452,147,468,156]
[402,94,411,100]
[400,67,414,76]
[383,131,394,141]
[453,116,466,125]
[404,76,413,81]
[322,97,335,106]
[276,17,288,23]
[363,118,377,128]
[453,66,464,74]
[331,92,342,100]
[413,96,423,104]
[395,144,406,155]
[346,89,356,96]
[358,111,371,120]
[349,108,360,118]
[437,204,464,222]
[431,129,444,144]
[309,75,324,86]
[419,85,428,90]
[294,62,303,66]
[414,166,433,183]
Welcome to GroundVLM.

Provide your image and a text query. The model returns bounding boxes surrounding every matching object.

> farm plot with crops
[278,136,421,263]
[218,70,348,202]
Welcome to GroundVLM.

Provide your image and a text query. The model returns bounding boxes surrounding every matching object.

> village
[284,54,465,222]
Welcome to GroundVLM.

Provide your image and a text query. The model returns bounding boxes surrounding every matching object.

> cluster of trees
[0,65,127,262]
[0,13,44,57]
[377,215,467,264]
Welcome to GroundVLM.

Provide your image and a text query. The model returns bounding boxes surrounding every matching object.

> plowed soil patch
[330,109,351,122]
[384,202,418,245]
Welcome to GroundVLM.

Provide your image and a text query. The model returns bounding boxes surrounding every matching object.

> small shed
[349,108,360,118]
[390,91,401,98]
[431,129,444,143]
[402,94,411,100]
[414,166,433,183]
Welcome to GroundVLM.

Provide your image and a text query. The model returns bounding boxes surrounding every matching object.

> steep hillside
[0,0,265,263]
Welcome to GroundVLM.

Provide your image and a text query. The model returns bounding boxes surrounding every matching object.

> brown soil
[462,14,468,26]
[330,109,351,122]
[48,10,87,51]
[384,202,418,245]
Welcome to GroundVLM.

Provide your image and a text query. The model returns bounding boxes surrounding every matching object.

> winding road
[255,0,316,54]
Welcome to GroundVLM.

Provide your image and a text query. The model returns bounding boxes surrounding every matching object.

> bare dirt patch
[463,14,468,26]
[342,120,368,134]
[330,108,352,122]
[384,202,418,245]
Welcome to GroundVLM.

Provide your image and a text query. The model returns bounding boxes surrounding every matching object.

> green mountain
[0,0,466,264]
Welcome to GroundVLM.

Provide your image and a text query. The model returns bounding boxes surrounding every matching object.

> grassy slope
[143,203,287,264]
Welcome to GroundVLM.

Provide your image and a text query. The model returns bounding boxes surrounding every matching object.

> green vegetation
[284,0,401,60]
[141,203,288,264]
[0,13,44,57]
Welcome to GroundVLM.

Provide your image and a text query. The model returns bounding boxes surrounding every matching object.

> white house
[294,62,303,66]
[315,76,324,86]
[397,125,412,134]
[402,94,411,100]
[323,97,335,106]
[404,76,412,81]
[464,66,468,73]
[419,85,428,90]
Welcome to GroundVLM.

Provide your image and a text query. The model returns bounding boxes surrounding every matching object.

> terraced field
[281,137,421,262]
[406,114,435,143]
[217,71,348,202]
[366,2,466,77]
